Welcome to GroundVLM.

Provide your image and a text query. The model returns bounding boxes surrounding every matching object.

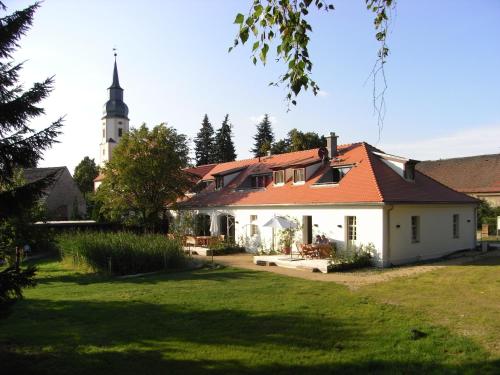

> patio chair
[317,244,333,259]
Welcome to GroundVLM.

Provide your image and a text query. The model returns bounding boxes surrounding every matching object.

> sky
[6,0,500,173]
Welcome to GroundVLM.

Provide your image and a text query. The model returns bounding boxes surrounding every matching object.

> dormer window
[273,170,285,185]
[293,168,305,183]
[332,167,351,183]
[251,175,268,188]
[215,176,224,190]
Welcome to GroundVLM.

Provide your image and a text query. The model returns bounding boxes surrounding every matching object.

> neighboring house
[23,167,87,220]
[176,133,478,267]
[416,154,500,207]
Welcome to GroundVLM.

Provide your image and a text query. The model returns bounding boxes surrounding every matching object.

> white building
[178,134,478,267]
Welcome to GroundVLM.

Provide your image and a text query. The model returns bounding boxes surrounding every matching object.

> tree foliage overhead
[194,114,216,166]
[73,156,99,196]
[96,124,192,230]
[214,114,237,163]
[251,114,274,157]
[0,1,62,308]
[231,0,395,119]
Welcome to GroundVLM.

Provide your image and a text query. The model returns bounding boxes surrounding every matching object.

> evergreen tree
[194,114,215,166]
[251,114,274,157]
[214,114,236,163]
[0,1,63,308]
[74,156,99,196]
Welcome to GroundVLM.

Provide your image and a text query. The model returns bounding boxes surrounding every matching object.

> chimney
[326,132,338,158]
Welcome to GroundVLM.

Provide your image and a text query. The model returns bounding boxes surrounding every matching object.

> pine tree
[251,114,274,157]
[194,114,215,166]
[0,1,63,307]
[214,114,237,163]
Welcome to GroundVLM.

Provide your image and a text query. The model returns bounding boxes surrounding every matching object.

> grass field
[1,257,499,374]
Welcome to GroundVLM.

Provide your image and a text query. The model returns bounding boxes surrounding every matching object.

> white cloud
[317,90,329,97]
[380,124,500,161]
[249,114,278,124]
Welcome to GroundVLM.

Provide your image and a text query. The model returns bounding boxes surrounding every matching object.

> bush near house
[208,241,246,256]
[58,232,185,275]
[328,243,374,272]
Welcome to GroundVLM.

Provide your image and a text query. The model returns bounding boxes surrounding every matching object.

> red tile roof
[416,154,500,193]
[178,143,477,208]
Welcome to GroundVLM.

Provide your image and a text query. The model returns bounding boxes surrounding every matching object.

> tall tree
[251,114,274,157]
[0,1,63,308]
[214,114,236,163]
[96,124,192,231]
[194,114,216,166]
[73,156,99,196]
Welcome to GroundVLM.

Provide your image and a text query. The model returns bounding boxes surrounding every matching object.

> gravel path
[196,249,500,289]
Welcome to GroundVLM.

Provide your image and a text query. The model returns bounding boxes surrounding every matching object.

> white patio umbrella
[209,211,219,236]
[262,216,298,256]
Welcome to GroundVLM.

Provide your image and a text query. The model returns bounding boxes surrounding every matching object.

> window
[347,216,357,241]
[215,176,224,190]
[102,149,105,155]
[293,168,305,183]
[411,216,420,243]
[453,214,459,238]
[118,121,123,125]
[118,128,123,137]
[251,175,268,188]
[102,129,105,138]
[250,215,258,236]
[331,167,351,183]
[273,170,285,185]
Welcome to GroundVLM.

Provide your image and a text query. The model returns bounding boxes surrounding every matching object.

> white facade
[99,116,129,167]
[184,202,476,267]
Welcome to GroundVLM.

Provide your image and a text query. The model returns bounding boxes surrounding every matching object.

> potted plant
[279,226,296,255]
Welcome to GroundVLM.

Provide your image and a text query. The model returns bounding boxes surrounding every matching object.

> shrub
[208,241,246,256]
[0,266,37,311]
[57,232,186,276]
[328,243,374,272]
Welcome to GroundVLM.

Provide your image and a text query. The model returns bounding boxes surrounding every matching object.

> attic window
[293,168,305,183]
[273,170,284,185]
[315,166,352,185]
[332,167,351,183]
[215,176,224,190]
[251,175,268,188]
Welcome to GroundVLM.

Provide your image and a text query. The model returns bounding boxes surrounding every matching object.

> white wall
[386,204,476,265]
[195,205,385,262]
[99,117,129,167]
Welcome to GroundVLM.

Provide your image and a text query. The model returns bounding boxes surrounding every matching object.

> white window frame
[273,170,285,185]
[250,215,258,236]
[293,168,305,184]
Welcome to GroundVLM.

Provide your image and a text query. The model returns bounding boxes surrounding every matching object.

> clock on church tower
[99,53,129,167]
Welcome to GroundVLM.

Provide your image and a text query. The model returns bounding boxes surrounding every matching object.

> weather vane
[113,47,117,59]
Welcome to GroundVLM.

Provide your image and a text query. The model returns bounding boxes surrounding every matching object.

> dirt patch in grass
[203,249,500,290]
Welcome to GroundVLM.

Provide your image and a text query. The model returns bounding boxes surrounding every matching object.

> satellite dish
[318,147,328,160]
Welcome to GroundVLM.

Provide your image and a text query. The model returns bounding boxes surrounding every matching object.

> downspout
[386,205,394,267]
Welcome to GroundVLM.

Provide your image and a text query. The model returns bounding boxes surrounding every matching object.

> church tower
[99,54,129,167]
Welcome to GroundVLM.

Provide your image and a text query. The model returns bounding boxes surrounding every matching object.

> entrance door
[346,216,357,249]
[302,216,312,244]
[219,215,236,243]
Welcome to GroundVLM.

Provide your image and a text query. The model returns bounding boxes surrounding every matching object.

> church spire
[103,50,128,119]
[110,50,121,88]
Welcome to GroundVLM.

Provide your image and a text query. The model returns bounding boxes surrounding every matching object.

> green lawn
[1,257,499,374]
